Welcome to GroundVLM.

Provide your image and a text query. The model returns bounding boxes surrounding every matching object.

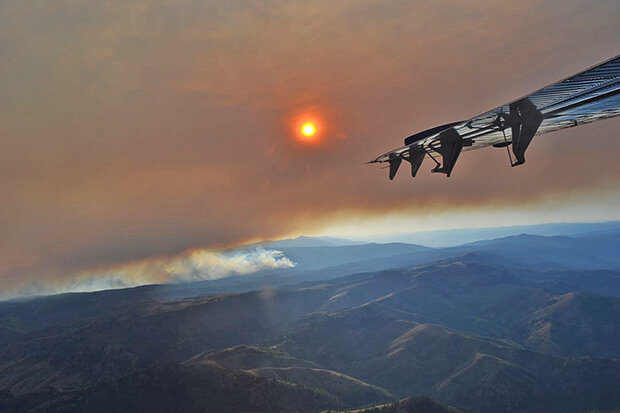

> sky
[1,0,620,297]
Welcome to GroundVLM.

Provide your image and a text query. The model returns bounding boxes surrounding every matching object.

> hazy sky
[2,0,619,296]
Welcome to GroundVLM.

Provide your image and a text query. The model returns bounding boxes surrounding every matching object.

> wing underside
[372,55,620,178]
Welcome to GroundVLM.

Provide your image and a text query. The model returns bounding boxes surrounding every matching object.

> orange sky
[1,0,620,296]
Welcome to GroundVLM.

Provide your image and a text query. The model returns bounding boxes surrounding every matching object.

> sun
[300,122,316,138]
[294,116,321,144]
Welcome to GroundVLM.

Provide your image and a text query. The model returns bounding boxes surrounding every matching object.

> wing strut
[501,127,514,166]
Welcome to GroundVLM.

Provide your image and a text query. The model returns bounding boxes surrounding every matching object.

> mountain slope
[525,291,620,358]
[3,257,619,398]
[278,307,620,413]
[185,344,319,369]
[2,235,620,413]
[340,395,464,413]
[0,364,355,413]
[1,345,395,413]
[0,288,331,394]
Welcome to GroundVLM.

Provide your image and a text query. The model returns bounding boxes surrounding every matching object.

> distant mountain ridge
[360,221,620,246]
[251,235,366,248]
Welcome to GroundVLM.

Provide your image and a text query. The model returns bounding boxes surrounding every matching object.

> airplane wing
[370,55,620,179]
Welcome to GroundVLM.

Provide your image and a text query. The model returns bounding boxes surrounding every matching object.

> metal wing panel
[372,55,620,165]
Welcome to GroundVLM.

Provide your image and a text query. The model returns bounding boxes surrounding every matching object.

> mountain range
[1,225,619,412]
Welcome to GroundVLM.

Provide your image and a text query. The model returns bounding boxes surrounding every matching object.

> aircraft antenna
[499,112,515,166]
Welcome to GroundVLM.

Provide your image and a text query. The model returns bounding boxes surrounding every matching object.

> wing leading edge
[371,55,620,180]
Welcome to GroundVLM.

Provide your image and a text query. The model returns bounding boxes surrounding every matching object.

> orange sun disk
[300,122,316,140]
